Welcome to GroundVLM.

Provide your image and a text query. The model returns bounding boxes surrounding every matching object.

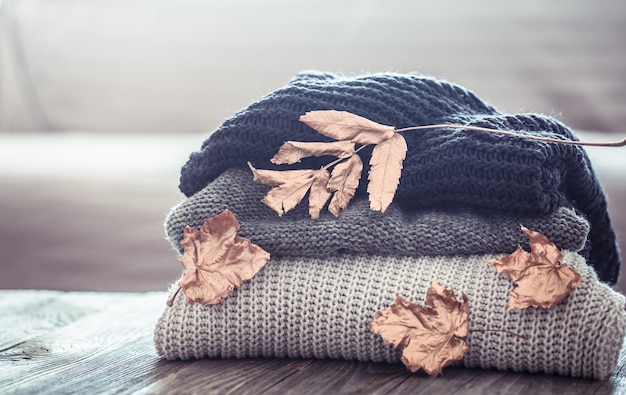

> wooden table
[1,290,624,394]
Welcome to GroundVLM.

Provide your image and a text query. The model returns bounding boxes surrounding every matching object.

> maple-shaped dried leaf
[367,133,407,213]
[177,209,270,305]
[271,141,355,165]
[327,154,363,217]
[488,226,582,310]
[369,281,470,376]
[300,110,395,145]
[248,162,331,219]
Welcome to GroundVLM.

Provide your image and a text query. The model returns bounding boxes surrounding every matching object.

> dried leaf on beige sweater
[175,209,270,305]
[370,281,470,375]
[488,226,582,310]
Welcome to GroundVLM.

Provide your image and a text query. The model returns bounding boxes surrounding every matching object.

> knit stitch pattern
[154,251,625,379]
[178,72,619,284]
[166,167,591,259]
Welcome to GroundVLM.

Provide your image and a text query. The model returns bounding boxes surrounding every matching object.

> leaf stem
[394,124,626,147]
[167,286,182,307]
[322,144,370,170]
[471,328,528,340]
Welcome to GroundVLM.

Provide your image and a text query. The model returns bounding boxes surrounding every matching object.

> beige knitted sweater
[155,251,625,379]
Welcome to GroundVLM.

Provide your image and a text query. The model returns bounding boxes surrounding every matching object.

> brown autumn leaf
[369,281,470,376]
[488,225,582,310]
[300,110,395,145]
[271,141,355,165]
[248,162,314,187]
[177,209,270,305]
[248,162,331,219]
[308,168,332,219]
[367,133,407,213]
[248,162,315,215]
[327,154,363,217]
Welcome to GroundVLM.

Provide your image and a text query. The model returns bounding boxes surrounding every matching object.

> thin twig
[395,124,626,147]
[322,144,370,170]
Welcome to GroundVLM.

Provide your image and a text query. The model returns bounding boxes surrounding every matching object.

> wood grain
[0,290,624,394]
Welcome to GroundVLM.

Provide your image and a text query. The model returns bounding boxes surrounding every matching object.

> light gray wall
[1,0,625,132]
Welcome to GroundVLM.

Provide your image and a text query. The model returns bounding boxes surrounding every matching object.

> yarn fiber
[178,71,619,284]
[154,252,625,380]
[166,168,591,259]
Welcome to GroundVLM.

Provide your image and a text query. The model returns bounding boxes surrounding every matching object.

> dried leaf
[248,162,315,216]
[177,209,270,305]
[308,168,332,219]
[369,281,470,376]
[488,226,582,310]
[249,162,331,219]
[367,133,407,213]
[248,162,314,187]
[271,141,355,164]
[300,110,395,145]
[327,155,363,217]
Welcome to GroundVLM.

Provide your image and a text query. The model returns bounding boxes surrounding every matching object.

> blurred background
[0,0,624,291]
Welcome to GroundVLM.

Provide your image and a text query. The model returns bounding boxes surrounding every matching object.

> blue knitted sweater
[178,71,620,284]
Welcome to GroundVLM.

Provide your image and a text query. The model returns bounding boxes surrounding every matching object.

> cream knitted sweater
[155,252,625,379]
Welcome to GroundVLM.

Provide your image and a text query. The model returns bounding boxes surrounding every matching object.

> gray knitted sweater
[165,168,590,259]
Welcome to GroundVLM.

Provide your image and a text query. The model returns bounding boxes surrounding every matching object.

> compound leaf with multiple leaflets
[251,110,408,218]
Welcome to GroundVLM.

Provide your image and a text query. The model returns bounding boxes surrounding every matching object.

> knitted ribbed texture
[178,72,619,284]
[154,71,624,379]
[154,252,625,379]
[165,168,591,259]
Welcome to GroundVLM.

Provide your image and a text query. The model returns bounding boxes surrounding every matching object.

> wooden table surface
[1,291,624,395]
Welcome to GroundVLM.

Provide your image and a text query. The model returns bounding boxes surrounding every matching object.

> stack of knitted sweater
[154,71,625,379]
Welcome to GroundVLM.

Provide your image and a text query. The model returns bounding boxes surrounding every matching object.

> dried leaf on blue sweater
[370,281,470,376]
[300,110,395,145]
[251,165,314,216]
[367,133,407,213]
[271,141,355,164]
[328,154,363,217]
[248,162,314,187]
[248,162,331,219]
[175,209,270,305]
[488,226,582,310]
[308,168,332,219]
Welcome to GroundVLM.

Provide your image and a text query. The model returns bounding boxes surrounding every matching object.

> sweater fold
[166,168,591,261]
[177,72,619,283]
